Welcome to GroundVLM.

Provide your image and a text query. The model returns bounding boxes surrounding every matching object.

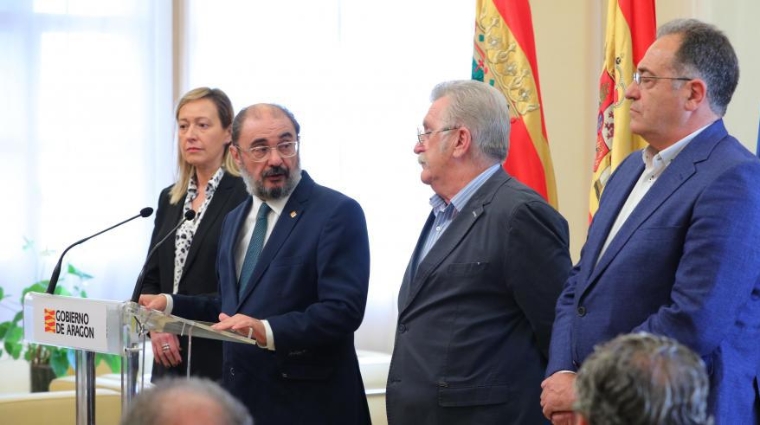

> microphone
[46,207,154,295]
[130,210,196,303]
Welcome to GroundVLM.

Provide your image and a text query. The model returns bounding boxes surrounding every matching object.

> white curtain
[0,0,173,316]
[182,0,475,352]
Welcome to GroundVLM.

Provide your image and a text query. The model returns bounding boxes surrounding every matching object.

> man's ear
[451,127,472,159]
[684,79,707,112]
[230,144,242,165]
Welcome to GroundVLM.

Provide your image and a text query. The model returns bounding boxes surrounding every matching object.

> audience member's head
[121,377,253,425]
[574,332,711,425]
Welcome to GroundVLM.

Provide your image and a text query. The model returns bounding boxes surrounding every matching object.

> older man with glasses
[385,79,572,425]
[141,103,372,425]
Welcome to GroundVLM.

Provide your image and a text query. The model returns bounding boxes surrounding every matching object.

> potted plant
[0,241,121,392]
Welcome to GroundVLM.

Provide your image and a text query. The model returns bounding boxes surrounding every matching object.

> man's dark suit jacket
[172,171,372,425]
[141,172,247,380]
[547,120,760,424]
[386,169,572,425]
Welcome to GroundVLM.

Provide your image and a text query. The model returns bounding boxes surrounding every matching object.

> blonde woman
[140,87,247,381]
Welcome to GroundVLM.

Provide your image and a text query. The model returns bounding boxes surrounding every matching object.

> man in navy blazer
[386,80,572,424]
[541,19,760,425]
[142,104,371,425]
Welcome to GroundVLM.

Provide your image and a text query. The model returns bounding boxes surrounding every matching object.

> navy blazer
[547,120,760,424]
[172,171,371,425]
[386,169,572,425]
[141,172,247,380]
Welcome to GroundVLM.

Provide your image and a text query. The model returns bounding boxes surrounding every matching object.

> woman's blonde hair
[169,87,239,204]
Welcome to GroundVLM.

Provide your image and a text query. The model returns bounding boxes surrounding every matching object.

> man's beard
[240,164,298,201]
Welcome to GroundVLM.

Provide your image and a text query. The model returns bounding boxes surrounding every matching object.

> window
[0,0,172,306]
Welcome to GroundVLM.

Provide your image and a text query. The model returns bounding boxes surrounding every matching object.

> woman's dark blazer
[141,171,248,381]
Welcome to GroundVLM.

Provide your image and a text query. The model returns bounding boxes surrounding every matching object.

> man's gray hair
[657,18,738,116]
[430,80,510,162]
[575,332,712,425]
[121,377,253,425]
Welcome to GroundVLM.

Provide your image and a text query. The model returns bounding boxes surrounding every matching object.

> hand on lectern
[139,294,167,312]
[213,313,267,346]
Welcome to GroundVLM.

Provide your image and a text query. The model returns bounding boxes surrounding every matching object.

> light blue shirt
[418,163,501,262]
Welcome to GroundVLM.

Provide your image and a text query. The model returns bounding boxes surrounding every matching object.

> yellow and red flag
[473,0,557,208]
[590,0,655,218]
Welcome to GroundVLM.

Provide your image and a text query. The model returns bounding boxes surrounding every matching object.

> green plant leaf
[0,322,9,340]
[21,282,49,303]
[67,264,93,280]
[54,285,73,297]
[12,311,23,325]
[98,353,122,373]
[22,237,34,252]
[4,327,24,359]
[0,287,4,299]
[50,349,70,377]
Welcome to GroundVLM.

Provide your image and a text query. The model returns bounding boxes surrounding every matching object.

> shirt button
[577,306,587,317]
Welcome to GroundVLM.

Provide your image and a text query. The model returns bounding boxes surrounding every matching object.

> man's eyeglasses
[237,141,299,162]
[417,127,460,144]
[632,72,692,85]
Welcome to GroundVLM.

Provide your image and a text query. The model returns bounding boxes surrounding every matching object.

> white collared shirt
[597,125,708,263]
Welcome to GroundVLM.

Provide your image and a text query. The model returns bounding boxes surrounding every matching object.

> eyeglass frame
[632,71,692,85]
[416,126,460,144]
[234,140,300,162]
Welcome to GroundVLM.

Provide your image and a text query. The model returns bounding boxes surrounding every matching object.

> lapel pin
[290,211,297,218]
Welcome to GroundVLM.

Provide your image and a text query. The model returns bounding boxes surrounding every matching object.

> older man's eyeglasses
[417,127,460,144]
[632,72,692,85]
[237,141,299,162]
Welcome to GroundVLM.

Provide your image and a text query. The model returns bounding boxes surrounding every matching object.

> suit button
[229,367,235,376]
[398,323,407,333]
[573,360,580,369]
[282,373,288,378]
[577,306,586,317]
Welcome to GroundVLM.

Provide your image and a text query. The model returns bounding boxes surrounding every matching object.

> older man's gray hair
[121,377,253,425]
[574,332,711,425]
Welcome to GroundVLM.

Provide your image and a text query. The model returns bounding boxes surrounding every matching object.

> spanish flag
[473,0,557,208]
[590,0,655,218]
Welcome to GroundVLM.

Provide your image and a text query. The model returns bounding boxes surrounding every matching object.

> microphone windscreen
[140,207,154,218]
[184,210,196,220]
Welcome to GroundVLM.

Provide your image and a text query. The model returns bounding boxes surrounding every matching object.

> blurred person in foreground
[141,103,371,425]
[121,377,253,425]
[140,87,247,381]
[385,79,572,424]
[541,19,760,425]
[574,332,712,425]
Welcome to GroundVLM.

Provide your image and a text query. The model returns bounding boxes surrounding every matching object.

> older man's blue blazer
[547,120,760,423]
[172,171,371,425]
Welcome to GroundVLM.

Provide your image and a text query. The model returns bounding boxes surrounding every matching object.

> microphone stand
[124,209,196,410]
[46,207,153,294]
[39,207,152,425]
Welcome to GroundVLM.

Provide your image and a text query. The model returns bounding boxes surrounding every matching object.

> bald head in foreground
[121,377,253,425]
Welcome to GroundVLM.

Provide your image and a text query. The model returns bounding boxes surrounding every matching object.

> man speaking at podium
[141,103,372,425]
